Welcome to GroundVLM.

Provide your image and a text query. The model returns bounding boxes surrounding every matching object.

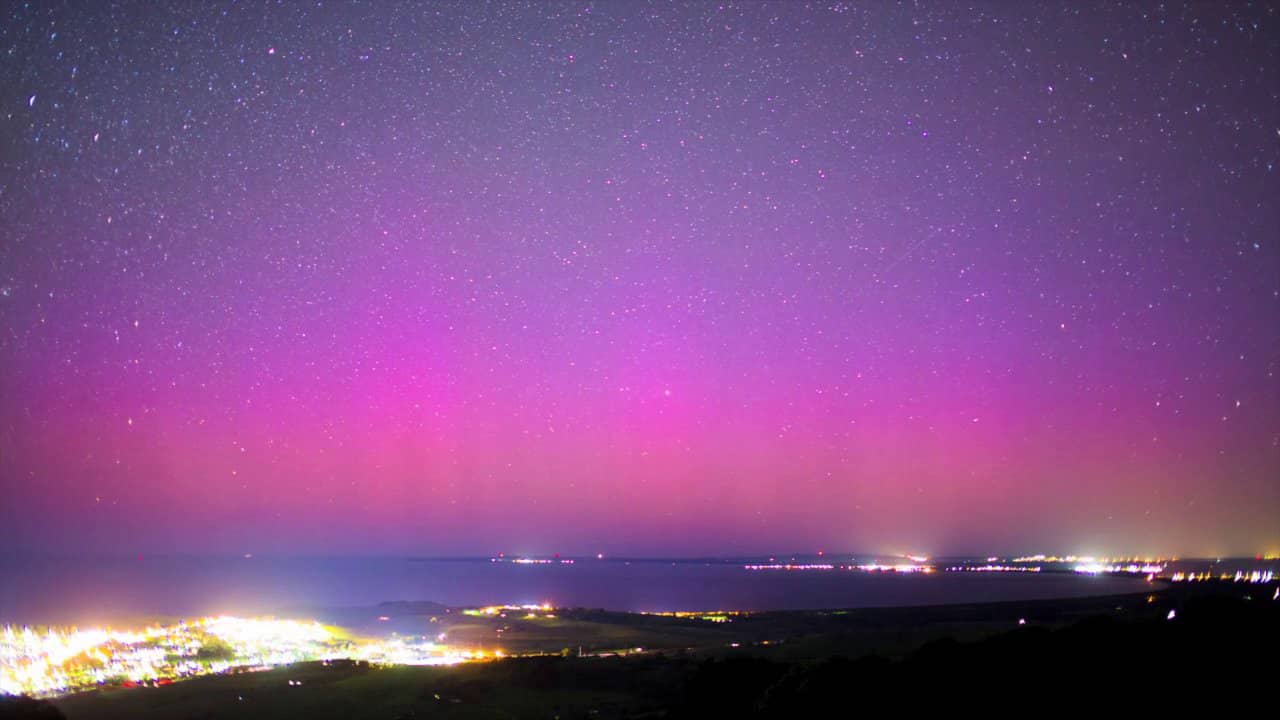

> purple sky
[1,2,1277,557]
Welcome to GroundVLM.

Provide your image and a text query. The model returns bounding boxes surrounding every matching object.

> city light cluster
[0,616,478,698]
[1072,563,1165,575]
[462,604,555,618]
[1012,555,1175,565]
[350,637,493,666]
[641,611,745,622]
[854,563,935,573]
[947,565,1042,573]
[1170,570,1274,584]
[742,563,935,573]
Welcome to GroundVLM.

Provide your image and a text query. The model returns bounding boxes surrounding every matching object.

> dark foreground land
[5,581,1276,719]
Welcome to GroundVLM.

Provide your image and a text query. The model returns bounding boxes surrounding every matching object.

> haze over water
[0,555,1163,627]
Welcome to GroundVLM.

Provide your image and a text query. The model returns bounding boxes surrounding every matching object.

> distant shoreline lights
[743,563,935,573]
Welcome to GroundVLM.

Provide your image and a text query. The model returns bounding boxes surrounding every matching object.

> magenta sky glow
[1,2,1277,557]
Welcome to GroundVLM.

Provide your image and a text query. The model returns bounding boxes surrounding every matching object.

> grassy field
[437,614,730,655]
[52,660,665,720]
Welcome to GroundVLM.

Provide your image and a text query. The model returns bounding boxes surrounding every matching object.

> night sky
[1,2,1276,558]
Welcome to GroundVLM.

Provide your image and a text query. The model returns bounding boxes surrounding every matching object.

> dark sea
[0,555,1181,626]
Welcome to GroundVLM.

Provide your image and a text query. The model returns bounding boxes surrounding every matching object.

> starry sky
[1,2,1277,558]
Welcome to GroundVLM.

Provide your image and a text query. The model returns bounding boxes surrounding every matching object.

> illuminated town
[1170,570,1275,584]
[947,565,1042,573]
[0,616,484,698]
[462,603,558,618]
